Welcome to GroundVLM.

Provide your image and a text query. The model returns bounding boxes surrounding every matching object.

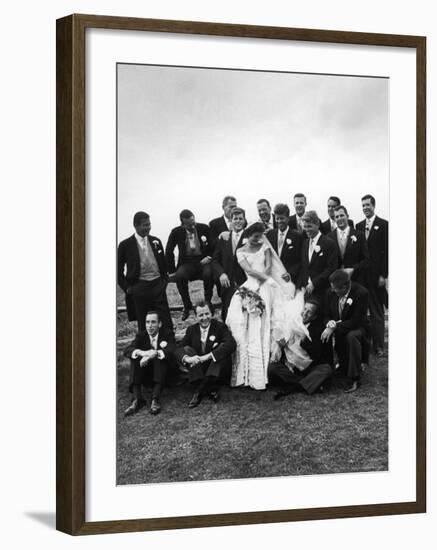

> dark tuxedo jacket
[265,228,303,285]
[288,214,305,235]
[165,223,212,273]
[321,218,354,235]
[211,230,247,287]
[177,319,236,363]
[123,326,176,361]
[298,234,337,294]
[117,234,168,320]
[324,282,369,336]
[118,234,168,292]
[300,316,334,367]
[356,216,388,284]
[209,216,230,249]
[327,228,369,285]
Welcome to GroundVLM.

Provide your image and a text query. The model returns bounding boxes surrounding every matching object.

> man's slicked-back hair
[329,269,351,287]
[361,194,376,206]
[222,195,236,207]
[334,205,349,216]
[133,211,150,227]
[194,300,214,315]
[273,203,290,217]
[302,210,320,226]
[179,209,194,222]
[293,193,306,201]
[145,310,161,322]
[328,196,341,206]
[231,207,246,219]
[257,198,271,208]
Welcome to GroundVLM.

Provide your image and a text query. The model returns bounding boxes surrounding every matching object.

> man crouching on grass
[123,311,176,416]
[177,301,236,408]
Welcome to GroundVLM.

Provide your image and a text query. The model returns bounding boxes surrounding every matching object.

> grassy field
[116,281,388,485]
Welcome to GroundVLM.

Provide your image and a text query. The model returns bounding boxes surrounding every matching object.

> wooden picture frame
[56,13,426,535]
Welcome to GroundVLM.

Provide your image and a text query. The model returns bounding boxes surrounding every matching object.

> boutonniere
[212,342,218,349]
[314,245,321,253]
[286,238,292,244]
[374,226,379,231]
[287,245,294,249]
[201,235,208,242]
[346,298,353,306]
[242,238,248,244]
[209,335,216,342]
[152,240,160,247]
[159,341,168,348]
[350,235,357,243]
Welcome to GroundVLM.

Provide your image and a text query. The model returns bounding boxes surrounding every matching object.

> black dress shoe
[150,398,161,415]
[208,391,219,403]
[124,398,146,416]
[344,380,361,393]
[274,389,292,401]
[181,308,191,321]
[188,392,202,408]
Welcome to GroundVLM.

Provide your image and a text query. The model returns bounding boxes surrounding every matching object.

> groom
[266,203,303,286]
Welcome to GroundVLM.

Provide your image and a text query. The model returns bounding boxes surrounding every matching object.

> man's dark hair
[334,205,349,216]
[145,310,161,322]
[194,301,214,315]
[329,269,351,287]
[305,297,321,311]
[293,193,306,201]
[273,203,290,217]
[245,222,266,237]
[222,195,236,207]
[361,194,376,206]
[328,196,341,206]
[257,198,271,208]
[133,211,150,227]
[302,210,320,226]
[231,207,246,219]
[179,209,194,222]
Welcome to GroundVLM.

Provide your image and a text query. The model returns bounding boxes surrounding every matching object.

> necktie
[338,296,346,318]
[201,331,207,353]
[365,222,371,240]
[309,238,315,261]
[278,231,285,254]
[141,237,148,255]
[339,231,347,257]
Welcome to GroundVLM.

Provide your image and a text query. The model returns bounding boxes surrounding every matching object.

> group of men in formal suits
[117,192,388,413]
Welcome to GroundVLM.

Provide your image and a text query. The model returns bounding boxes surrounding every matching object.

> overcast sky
[117,63,388,242]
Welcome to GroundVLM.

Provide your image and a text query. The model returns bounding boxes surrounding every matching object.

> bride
[226,222,311,390]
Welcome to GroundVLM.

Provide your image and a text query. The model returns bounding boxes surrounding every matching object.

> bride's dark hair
[245,222,265,238]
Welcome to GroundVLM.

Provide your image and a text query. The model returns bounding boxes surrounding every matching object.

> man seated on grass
[321,269,370,393]
[123,311,176,416]
[177,301,236,408]
[269,298,334,399]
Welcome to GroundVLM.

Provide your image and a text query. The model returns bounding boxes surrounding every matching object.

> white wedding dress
[226,239,311,390]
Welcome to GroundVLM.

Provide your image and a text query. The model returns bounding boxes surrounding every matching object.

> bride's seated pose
[226,222,311,390]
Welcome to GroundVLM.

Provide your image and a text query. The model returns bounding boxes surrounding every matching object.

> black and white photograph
[116,62,389,485]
